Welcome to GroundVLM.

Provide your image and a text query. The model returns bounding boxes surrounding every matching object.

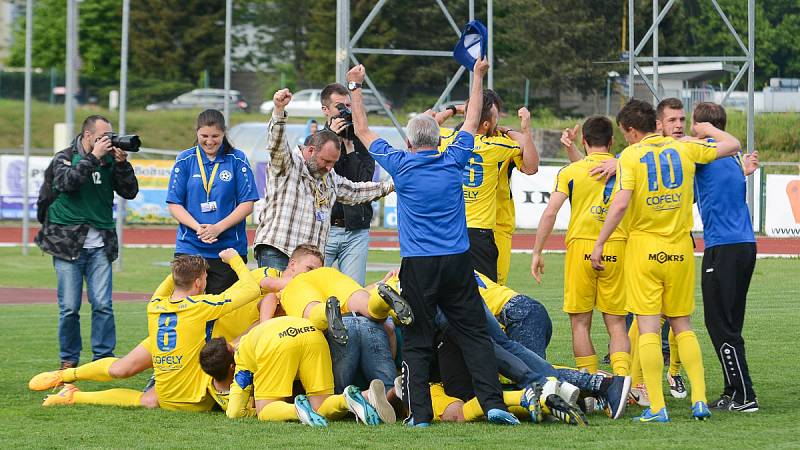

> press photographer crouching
[35,115,140,370]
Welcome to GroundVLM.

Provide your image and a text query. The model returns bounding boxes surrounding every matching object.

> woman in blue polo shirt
[166,109,259,294]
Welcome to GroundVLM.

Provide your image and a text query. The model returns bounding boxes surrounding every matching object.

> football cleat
[377,283,414,326]
[709,394,759,413]
[668,373,688,399]
[404,418,431,427]
[543,394,588,426]
[602,375,632,420]
[393,375,404,401]
[633,407,670,423]
[692,401,711,421]
[325,296,348,346]
[294,395,328,427]
[29,370,67,391]
[42,384,79,407]
[487,408,521,425]
[629,383,650,407]
[344,385,381,425]
[366,379,396,424]
[520,382,544,423]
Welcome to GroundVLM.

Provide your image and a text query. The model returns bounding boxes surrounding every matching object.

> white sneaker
[343,385,381,425]
[366,379,396,424]
[629,383,651,407]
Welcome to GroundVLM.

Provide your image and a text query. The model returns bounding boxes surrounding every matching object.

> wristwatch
[348,81,362,91]
[446,105,458,115]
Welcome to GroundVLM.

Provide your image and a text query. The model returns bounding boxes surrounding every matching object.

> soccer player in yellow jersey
[276,266,413,345]
[590,99,741,423]
[531,116,631,378]
[493,153,521,285]
[437,91,539,281]
[198,317,393,426]
[29,249,287,410]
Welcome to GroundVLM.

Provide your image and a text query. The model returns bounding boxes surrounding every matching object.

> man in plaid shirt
[253,88,394,271]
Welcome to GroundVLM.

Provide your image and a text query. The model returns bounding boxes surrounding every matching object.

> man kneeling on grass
[199,318,394,426]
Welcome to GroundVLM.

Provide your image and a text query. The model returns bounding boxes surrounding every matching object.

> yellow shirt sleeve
[618,150,637,191]
[553,165,572,196]
[151,274,174,300]
[681,139,718,165]
[483,134,522,162]
[200,257,262,320]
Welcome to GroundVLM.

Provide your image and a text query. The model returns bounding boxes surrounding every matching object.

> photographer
[167,109,259,294]
[320,83,375,286]
[35,115,139,370]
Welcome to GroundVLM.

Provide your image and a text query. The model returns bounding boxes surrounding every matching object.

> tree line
[8,0,800,111]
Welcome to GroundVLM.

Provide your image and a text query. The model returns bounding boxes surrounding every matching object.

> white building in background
[0,1,22,67]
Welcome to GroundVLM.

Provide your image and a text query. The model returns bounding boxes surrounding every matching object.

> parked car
[259,88,391,116]
[146,89,249,112]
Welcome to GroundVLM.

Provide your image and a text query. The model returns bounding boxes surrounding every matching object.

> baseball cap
[453,20,488,71]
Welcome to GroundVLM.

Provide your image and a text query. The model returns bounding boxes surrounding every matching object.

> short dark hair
[290,244,324,265]
[465,89,502,128]
[306,129,340,152]
[321,83,349,107]
[200,337,234,382]
[582,115,614,148]
[692,102,727,131]
[656,98,684,120]
[171,255,208,290]
[616,99,657,133]
[81,115,111,134]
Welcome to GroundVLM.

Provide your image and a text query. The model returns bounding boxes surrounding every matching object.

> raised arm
[348,65,381,149]
[561,124,584,163]
[266,89,294,176]
[461,56,490,136]
[151,274,175,300]
[692,122,741,158]
[205,250,262,319]
[507,107,539,175]
[226,369,254,419]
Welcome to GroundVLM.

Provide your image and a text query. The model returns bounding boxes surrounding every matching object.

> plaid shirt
[254,112,393,256]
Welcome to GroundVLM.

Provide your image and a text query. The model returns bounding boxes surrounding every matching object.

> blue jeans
[324,227,370,286]
[255,245,290,271]
[499,295,552,359]
[328,315,396,394]
[53,247,115,364]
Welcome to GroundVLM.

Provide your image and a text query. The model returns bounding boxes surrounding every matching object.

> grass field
[0,247,798,448]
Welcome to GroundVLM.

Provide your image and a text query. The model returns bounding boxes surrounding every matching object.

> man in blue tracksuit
[348,57,515,427]
[692,102,759,413]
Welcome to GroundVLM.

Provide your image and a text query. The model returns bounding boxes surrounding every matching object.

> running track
[1,226,797,305]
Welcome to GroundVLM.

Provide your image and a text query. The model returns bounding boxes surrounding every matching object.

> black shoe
[545,394,588,426]
[601,353,611,365]
[709,394,759,413]
[377,283,414,326]
[59,361,77,370]
[326,296,348,345]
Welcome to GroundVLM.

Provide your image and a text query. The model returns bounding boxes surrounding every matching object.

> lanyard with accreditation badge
[196,147,220,213]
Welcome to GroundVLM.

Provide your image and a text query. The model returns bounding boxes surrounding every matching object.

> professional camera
[334,103,356,141]
[103,132,141,152]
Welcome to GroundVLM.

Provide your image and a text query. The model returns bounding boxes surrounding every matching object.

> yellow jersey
[495,154,523,235]
[554,152,628,246]
[146,256,261,403]
[474,271,517,316]
[440,127,522,229]
[618,134,717,242]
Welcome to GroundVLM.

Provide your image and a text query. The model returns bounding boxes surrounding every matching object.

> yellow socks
[639,332,666,411]
[504,390,523,407]
[73,389,142,407]
[257,401,298,421]
[668,328,681,376]
[63,357,118,383]
[307,303,328,331]
[675,331,707,404]
[628,319,643,385]
[609,352,631,376]
[575,355,599,374]
[317,394,350,420]
[462,398,484,422]
[367,293,391,320]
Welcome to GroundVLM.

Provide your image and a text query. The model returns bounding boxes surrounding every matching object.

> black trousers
[467,227,499,282]
[176,254,247,295]
[702,242,757,404]
[399,251,506,423]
